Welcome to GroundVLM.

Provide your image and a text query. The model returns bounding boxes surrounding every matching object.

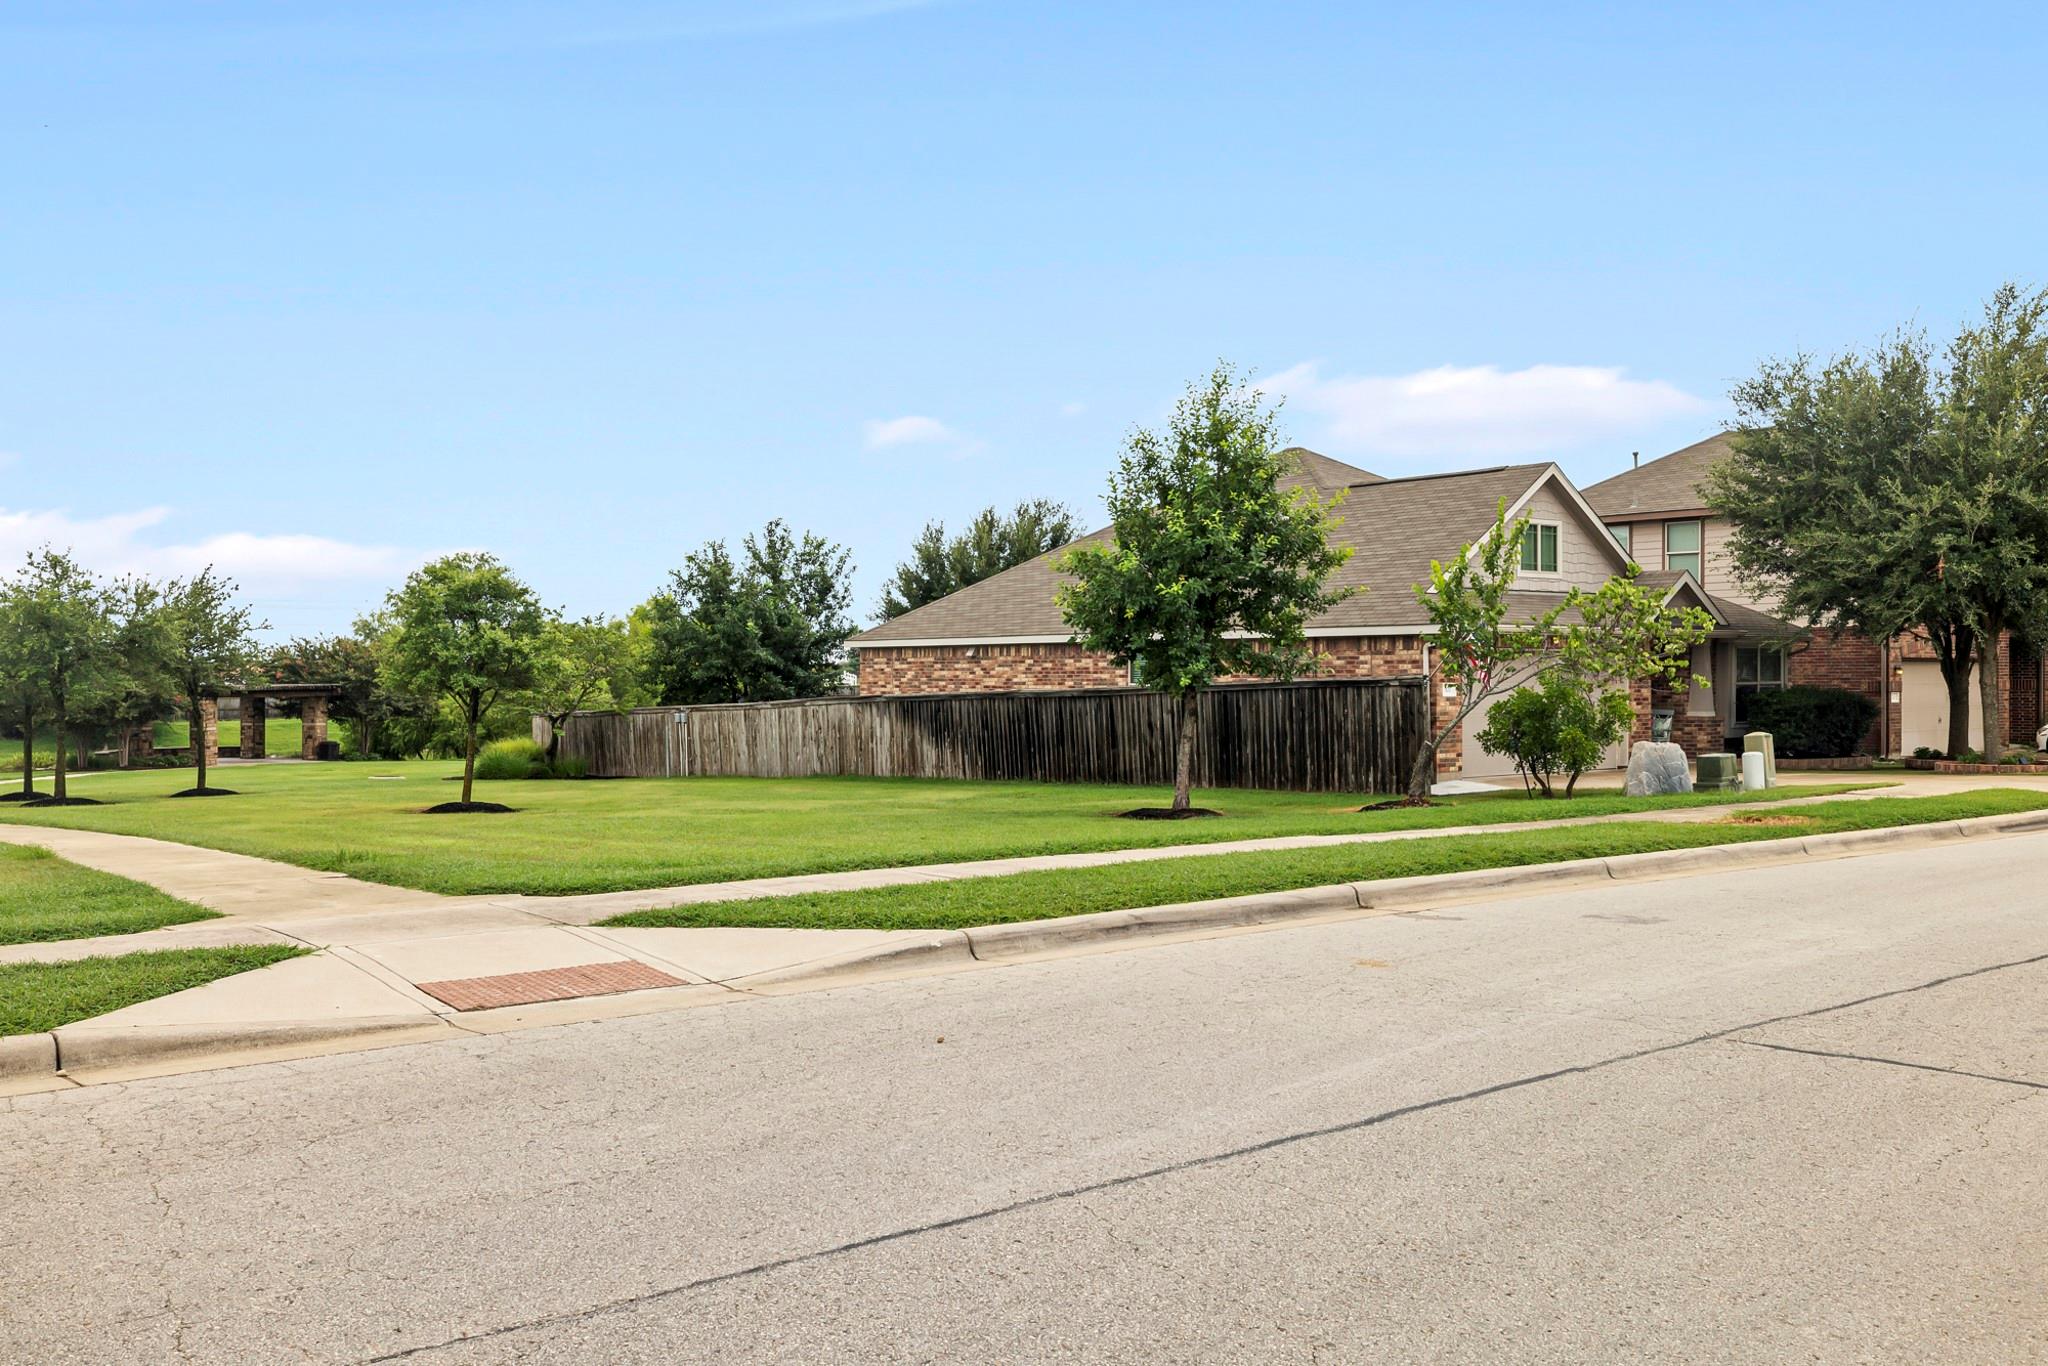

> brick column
[301,695,328,759]
[241,694,265,761]
[198,697,219,771]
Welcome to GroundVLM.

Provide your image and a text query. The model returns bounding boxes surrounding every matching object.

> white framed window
[1519,521,1560,574]
[1610,523,1631,556]
[1734,644,1786,722]
[1664,519,1702,578]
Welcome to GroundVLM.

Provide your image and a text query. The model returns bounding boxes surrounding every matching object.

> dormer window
[1520,522,1560,574]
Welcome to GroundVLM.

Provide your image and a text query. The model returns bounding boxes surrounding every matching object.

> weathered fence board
[551,678,1426,793]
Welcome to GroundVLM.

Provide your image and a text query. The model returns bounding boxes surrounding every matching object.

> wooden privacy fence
[542,677,1427,793]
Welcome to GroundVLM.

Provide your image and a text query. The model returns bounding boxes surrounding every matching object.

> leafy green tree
[1477,675,1635,798]
[878,499,1080,620]
[0,591,47,799]
[1057,364,1353,813]
[158,568,261,794]
[3,550,121,803]
[642,520,855,704]
[264,625,419,759]
[380,554,547,806]
[1409,504,1714,803]
[528,614,634,763]
[69,576,178,772]
[1711,284,2048,756]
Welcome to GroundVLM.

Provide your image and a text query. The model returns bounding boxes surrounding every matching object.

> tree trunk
[51,706,67,801]
[460,701,480,805]
[356,716,377,761]
[545,718,563,766]
[1170,692,1198,812]
[1943,663,1974,758]
[192,699,208,792]
[1978,619,2006,758]
[19,706,34,797]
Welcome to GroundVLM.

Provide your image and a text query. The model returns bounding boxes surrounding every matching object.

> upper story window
[1610,523,1632,556]
[1520,522,1560,574]
[1664,519,1702,578]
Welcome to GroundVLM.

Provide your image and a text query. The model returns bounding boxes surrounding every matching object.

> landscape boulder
[1625,741,1693,797]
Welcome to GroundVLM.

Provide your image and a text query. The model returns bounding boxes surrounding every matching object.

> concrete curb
[0,1032,58,1080]
[46,1017,451,1077]
[731,932,978,990]
[854,807,2048,972]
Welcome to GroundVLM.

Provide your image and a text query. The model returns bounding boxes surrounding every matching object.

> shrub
[1911,746,1941,760]
[1956,748,1984,764]
[1741,685,1878,758]
[474,737,550,780]
[2001,751,2030,766]
[552,754,589,779]
[1476,676,1634,798]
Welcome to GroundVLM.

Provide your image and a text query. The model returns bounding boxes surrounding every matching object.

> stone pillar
[301,695,328,759]
[241,694,265,761]
[198,697,219,771]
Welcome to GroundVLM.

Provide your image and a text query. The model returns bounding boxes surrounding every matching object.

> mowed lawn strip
[0,946,307,1037]
[0,844,221,945]
[602,791,2048,931]
[0,760,1880,896]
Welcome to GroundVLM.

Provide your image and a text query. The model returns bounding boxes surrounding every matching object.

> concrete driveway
[4,833,2044,1363]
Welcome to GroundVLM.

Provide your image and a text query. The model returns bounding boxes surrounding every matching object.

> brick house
[1585,434,2048,756]
[850,450,1797,779]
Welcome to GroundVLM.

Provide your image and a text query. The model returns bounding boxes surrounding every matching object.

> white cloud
[1058,401,1087,417]
[0,505,426,589]
[1257,361,1710,462]
[862,414,975,452]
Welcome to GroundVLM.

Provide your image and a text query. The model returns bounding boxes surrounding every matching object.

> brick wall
[1787,630,1885,754]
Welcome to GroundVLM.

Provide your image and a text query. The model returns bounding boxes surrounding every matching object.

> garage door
[1459,672,1629,781]
[1899,659,1982,755]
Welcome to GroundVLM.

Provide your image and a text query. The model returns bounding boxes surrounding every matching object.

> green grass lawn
[602,790,2048,930]
[152,717,353,756]
[0,946,306,1036]
[0,844,221,945]
[0,759,1877,896]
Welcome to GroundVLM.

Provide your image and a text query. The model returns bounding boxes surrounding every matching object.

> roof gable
[1583,432,1734,519]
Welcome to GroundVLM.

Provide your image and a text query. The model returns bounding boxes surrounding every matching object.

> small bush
[1911,746,1941,760]
[2001,752,2030,766]
[1476,676,1634,798]
[552,754,589,779]
[474,737,550,780]
[1742,685,1879,758]
[1956,748,1984,764]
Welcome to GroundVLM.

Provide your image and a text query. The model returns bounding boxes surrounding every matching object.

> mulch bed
[1358,798,1438,811]
[1119,807,1222,820]
[423,801,517,814]
[20,796,105,807]
[169,787,239,798]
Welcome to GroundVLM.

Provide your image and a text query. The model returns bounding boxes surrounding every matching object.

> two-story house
[851,449,1798,780]
[1585,434,2046,756]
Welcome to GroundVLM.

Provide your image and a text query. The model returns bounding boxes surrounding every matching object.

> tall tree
[877,499,1081,620]
[642,520,854,704]
[4,550,118,803]
[528,614,634,763]
[380,554,547,807]
[1710,284,2048,756]
[159,568,261,794]
[0,591,45,799]
[1406,503,1714,803]
[1057,364,1352,813]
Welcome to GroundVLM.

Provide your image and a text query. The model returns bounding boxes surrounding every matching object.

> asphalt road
[5,835,2046,1364]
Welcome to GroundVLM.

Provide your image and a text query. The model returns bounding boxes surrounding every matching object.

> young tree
[1406,504,1714,803]
[641,520,855,704]
[878,499,1081,620]
[158,568,261,794]
[1477,675,1636,799]
[380,554,546,807]
[1711,285,2048,757]
[1058,364,1353,814]
[4,550,119,803]
[528,614,634,763]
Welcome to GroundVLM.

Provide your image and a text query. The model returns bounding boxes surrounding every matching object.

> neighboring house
[1585,434,2048,756]
[850,449,1796,779]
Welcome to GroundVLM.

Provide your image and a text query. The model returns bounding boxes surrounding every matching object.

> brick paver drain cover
[416,960,685,1012]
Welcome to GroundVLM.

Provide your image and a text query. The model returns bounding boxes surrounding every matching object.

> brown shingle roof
[1634,568,1798,639]
[852,453,1566,644]
[1583,432,1733,518]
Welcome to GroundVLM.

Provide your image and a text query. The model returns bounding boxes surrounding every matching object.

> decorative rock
[1743,731,1778,787]
[1741,750,1767,791]
[1625,741,1693,797]
[1696,752,1742,792]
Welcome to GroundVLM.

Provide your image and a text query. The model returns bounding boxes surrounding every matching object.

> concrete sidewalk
[4,778,2036,1090]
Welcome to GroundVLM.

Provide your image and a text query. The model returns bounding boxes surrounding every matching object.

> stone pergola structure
[194,682,348,766]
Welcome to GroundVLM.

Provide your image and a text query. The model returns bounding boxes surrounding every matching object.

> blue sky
[3,0,2043,635]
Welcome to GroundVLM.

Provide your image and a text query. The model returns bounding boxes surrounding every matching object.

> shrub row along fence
[542,677,1427,793]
